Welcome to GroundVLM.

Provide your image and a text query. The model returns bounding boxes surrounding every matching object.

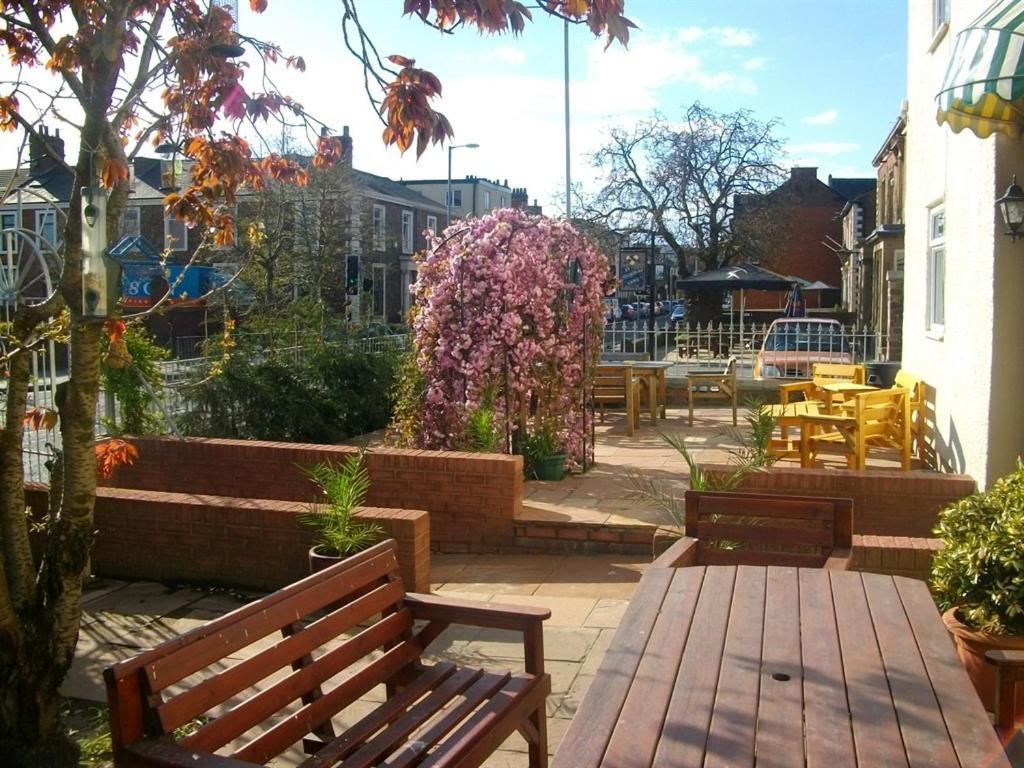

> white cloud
[743,57,769,71]
[485,45,527,65]
[787,141,859,156]
[717,27,757,47]
[803,109,839,126]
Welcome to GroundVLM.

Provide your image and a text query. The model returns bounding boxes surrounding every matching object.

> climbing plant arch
[401,209,608,468]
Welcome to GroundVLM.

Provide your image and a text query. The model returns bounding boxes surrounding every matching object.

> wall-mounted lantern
[80,186,122,318]
[996,175,1024,240]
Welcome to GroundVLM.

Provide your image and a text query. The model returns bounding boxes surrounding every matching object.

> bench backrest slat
[181,607,414,754]
[155,578,406,734]
[684,491,853,567]
[144,548,399,694]
[229,635,424,765]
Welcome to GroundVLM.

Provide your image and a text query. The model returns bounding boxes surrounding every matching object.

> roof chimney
[340,125,353,169]
[29,125,65,175]
[790,167,818,182]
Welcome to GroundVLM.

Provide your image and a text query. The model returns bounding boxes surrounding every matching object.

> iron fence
[602,320,892,379]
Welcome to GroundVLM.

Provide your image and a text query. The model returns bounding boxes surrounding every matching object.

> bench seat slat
[182,609,413,755]
[382,672,513,768]
[146,551,399,693]
[232,637,423,764]
[299,662,462,768]
[156,579,406,734]
[339,666,486,768]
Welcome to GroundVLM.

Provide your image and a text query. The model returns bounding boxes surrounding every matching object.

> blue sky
[240,0,908,213]
[1,1,909,213]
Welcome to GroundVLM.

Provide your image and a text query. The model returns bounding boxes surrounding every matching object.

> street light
[446,142,480,227]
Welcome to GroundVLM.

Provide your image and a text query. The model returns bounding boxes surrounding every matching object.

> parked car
[753,318,854,378]
[620,303,637,321]
[654,301,664,315]
[637,302,650,319]
[670,304,687,327]
[603,298,622,323]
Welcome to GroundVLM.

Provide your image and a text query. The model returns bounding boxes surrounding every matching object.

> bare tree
[583,103,787,318]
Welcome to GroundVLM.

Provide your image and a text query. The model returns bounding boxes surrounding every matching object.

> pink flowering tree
[404,209,608,468]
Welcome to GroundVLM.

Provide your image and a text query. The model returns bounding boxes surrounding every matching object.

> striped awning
[937,0,1024,139]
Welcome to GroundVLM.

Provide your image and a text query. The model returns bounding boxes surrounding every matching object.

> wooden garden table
[597,361,673,421]
[553,565,1010,768]
[818,380,878,413]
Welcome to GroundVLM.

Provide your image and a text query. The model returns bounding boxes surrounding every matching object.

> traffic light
[346,255,359,295]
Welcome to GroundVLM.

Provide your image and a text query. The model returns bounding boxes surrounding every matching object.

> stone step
[515,501,669,556]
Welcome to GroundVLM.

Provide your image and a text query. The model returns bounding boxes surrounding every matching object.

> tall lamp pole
[648,220,656,361]
[446,142,480,228]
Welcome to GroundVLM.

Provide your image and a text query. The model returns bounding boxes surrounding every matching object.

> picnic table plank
[703,566,766,768]
[555,567,674,768]
[862,573,961,768]
[799,569,857,768]
[754,566,804,768]
[652,566,737,768]
[831,571,910,768]
[603,567,705,768]
[894,577,1014,768]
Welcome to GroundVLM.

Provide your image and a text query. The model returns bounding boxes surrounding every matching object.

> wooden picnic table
[554,565,1011,768]
[597,361,674,421]
[819,380,878,413]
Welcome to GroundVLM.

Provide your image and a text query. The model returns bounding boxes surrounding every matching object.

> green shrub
[931,460,1024,634]
[101,325,169,435]
[181,345,399,443]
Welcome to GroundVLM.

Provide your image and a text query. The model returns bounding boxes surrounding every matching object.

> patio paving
[65,551,648,766]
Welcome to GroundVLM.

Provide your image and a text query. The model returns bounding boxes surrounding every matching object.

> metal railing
[603,320,891,379]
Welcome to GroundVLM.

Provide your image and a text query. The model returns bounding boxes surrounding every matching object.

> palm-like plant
[300,453,383,557]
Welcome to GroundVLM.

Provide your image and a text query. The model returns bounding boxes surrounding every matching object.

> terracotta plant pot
[942,607,1024,712]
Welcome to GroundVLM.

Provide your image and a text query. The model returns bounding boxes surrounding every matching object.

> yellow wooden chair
[686,357,738,427]
[778,362,867,409]
[799,387,912,470]
[893,369,928,462]
[761,399,822,458]
[594,366,641,436]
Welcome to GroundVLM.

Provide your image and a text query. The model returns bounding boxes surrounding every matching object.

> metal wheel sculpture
[0,191,64,323]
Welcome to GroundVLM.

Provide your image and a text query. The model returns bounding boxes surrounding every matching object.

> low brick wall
[24,484,430,593]
[852,535,944,582]
[511,519,655,555]
[704,464,974,537]
[101,437,523,551]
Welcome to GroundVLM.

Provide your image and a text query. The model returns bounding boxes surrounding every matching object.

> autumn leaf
[105,319,127,344]
[23,407,58,431]
[250,0,269,12]
[99,156,130,189]
[96,439,138,480]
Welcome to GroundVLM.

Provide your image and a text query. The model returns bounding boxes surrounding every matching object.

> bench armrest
[651,537,698,568]
[799,414,853,428]
[985,649,1024,668]
[824,548,854,571]
[778,381,813,404]
[405,593,550,676]
[118,741,253,768]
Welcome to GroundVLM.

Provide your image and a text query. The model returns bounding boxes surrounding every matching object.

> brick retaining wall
[24,483,430,592]
[101,437,523,551]
[852,535,944,582]
[704,464,974,537]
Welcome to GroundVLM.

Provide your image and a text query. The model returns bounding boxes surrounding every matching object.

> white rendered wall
[904,0,1000,485]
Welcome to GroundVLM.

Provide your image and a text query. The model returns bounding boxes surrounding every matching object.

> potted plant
[932,460,1024,709]
[520,420,566,481]
[300,452,384,573]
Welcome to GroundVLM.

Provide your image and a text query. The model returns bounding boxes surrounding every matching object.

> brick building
[734,167,874,310]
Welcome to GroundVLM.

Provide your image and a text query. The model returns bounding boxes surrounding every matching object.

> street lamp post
[446,142,480,227]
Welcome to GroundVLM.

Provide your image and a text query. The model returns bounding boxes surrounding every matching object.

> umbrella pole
[739,288,745,351]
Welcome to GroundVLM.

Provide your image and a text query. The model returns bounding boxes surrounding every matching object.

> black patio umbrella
[783,283,806,317]
[676,263,794,335]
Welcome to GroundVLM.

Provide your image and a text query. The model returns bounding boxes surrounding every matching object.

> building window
[927,207,945,334]
[119,207,140,238]
[164,214,188,252]
[933,0,949,34]
[0,211,15,232]
[372,204,386,252]
[484,190,491,209]
[426,214,438,234]
[447,190,462,207]
[401,209,414,254]
[35,210,57,248]
[371,262,386,319]
[500,195,506,208]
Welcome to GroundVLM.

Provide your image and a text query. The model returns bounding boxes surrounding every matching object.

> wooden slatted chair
[686,357,738,427]
[894,369,928,463]
[594,365,641,436]
[777,362,867,410]
[799,387,912,471]
[651,490,853,570]
[104,539,551,768]
[986,650,1024,746]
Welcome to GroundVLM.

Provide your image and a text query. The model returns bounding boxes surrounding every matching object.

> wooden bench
[778,362,866,410]
[800,387,912,471]
[686,357,737,427]
[104,539,551,768]
[652,490,853,570]
[594,365,641,436]
[986,649,1024,745]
